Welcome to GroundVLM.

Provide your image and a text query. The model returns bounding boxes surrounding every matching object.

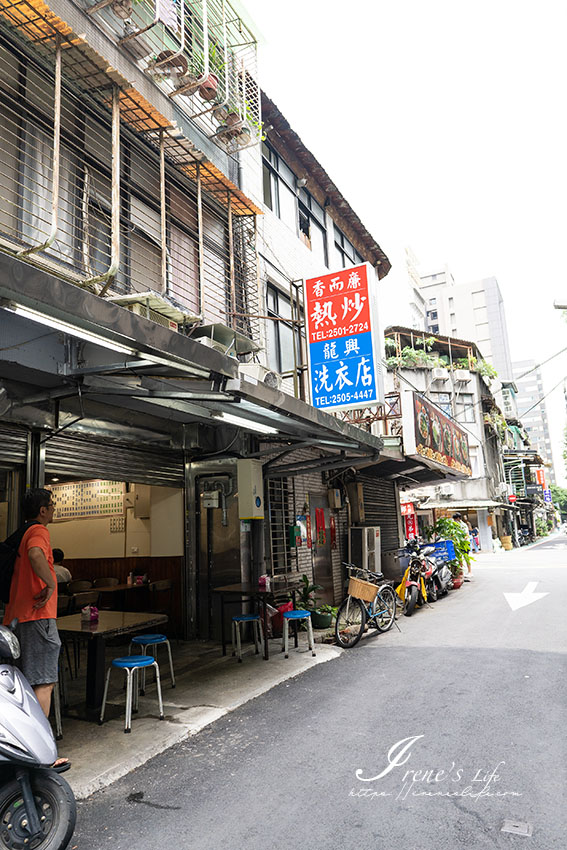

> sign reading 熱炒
[304,263,382,412]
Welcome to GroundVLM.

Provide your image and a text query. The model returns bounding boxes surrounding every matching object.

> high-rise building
[419,272,514,381]
[512,361,556,485]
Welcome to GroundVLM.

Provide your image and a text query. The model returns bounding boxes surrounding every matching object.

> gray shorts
[16,619,61,686]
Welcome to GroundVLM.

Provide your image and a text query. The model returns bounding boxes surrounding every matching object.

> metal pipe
[160,130,167,292]
[90,87,121,295]
[196,163,204,317]
[227,193,236,328]
[18,35,62,258]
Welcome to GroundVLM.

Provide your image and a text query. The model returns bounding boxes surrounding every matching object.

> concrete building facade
[512,360,556,485]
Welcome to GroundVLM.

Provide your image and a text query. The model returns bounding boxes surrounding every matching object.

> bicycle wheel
[373,585,397,632]
[335,596,366,648]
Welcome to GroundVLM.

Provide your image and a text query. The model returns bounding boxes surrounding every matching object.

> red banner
[405,514,418,539]
[401,502,415,516]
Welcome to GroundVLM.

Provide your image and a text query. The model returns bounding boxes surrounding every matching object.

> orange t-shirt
[3,524,57,624]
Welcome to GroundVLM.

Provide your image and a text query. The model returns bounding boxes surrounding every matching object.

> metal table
[212,583,297,662]
[57,611,168,717]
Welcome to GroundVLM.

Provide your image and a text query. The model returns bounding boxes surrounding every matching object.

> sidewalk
[58,635,341,800]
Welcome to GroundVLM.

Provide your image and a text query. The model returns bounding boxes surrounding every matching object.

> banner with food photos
[411,392,472,476]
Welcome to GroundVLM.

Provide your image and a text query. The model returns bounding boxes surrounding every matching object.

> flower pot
[500,535,513,551]
[310,611,332,629]
[212,104,229,123]
[199,73,219,101]
[451,575,464,589]
[224,111,244,136]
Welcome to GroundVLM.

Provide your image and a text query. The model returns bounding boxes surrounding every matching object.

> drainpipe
[227,193,236,328]
[18,35,62,258]
[160,130,167,292]
[196,163,204,316]
[86,86,121,295]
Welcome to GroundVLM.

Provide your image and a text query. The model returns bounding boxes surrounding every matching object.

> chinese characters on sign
[51,480,125,521]
[304,263,380,412]
[413,393,472,476]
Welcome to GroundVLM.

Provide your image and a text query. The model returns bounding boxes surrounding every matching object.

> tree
[550,484,567,519]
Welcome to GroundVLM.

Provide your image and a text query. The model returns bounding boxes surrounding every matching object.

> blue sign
[543,489,552,503]
[304,263,381,412]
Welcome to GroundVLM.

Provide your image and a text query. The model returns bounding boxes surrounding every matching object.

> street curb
[69,644,341,800]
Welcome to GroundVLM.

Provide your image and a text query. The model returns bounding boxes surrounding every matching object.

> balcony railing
[85,0,262,154]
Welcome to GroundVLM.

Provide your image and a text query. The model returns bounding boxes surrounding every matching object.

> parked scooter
[399,539,430,616]
[0,622,76,850]
[428,555,453,600]
[519,526,535,546]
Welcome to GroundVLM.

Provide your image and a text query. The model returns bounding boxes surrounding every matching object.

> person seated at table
[52,548,72,584]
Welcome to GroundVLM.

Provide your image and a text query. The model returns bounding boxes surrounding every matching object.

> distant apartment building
[379,246,427,331]
[512,360,556,485]
[419,272,514,381]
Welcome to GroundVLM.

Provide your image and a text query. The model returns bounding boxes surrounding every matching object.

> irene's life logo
[351,735,522,802]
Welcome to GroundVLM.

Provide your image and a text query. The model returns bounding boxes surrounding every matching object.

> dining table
[56,610,168,718]
[212,583,297,662]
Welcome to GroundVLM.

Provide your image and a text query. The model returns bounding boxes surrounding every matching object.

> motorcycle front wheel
[335,597,366,648]
[404,585,418,617]
[0,769,76,850]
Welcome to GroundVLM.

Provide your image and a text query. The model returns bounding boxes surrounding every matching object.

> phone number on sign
[310,321,369,342]
[314,389,376,406]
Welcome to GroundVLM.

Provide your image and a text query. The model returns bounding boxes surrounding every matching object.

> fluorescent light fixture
[8,305,135,355]
[214,411,278,435]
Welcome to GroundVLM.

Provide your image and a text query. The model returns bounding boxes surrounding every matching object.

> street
[73,538,567,850]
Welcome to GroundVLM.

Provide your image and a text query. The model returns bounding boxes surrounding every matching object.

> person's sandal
[52,758,71,774]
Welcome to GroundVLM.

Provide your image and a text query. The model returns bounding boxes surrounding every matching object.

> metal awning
[416,500,511,510]
[0,253,383,459]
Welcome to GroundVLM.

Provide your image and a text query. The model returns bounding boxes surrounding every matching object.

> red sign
[536,469,546,488]
[401,502,415,516]
[405,513,418,539]
[305,514,312,549]
[508,494,517,503]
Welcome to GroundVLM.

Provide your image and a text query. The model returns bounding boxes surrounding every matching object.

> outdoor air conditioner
[128,302,178,331]
[350,526,381,574]
[454,369,471,383]
[238,362,282,390]
[196,337,231,355]
[498,481,510,496]
[432,367,449,382]
[438,483,455,496]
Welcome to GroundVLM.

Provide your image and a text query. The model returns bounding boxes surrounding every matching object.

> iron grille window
[266,283,302,374]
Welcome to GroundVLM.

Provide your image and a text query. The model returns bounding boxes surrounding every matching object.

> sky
[242,0,567,486]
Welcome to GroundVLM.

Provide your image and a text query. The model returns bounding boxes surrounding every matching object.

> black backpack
[0,521,41,604]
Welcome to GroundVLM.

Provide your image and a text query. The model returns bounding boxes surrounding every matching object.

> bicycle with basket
[335,563,398,648]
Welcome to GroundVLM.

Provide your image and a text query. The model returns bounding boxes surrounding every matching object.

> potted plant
[424,517,472,587]
[310,603,337,630]
[449,562,464,589]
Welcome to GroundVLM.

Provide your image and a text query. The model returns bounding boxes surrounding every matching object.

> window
[431,324,439,333]
[429,297,437,307]
[428,310,438,321]
[455,393,475,424]
[262,141,297,232]
[431,392,451,416]
[266,283,302,373]
[333,224,363,269]
[298,187,327,267]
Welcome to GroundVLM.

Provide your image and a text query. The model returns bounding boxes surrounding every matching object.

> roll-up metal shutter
[359,474,400,551]
[45,434,184,487]
[0,424,29,465]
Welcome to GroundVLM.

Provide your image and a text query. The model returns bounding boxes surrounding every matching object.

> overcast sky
[243,0,567,486]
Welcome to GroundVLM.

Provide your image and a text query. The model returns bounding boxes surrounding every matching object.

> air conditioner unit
[432,367,449,382]
[498,481,510,496]
[438,483,455,496]
[127,302,178,331]
[454,369,471,383]
[238,362,282,390]
[196,337,231,355]
[350,526,381,574]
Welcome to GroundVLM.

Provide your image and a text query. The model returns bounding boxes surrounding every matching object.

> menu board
[412,393,472,476]
[51,480,125,521]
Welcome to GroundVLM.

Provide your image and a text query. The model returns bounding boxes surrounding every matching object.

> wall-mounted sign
[401,392,472,477]
[400,502,415,516]
[536,468,546,487]
[508,494,517,503]
[526,484,542,496]
[303,263,383,412]
[51,480,125,521]
[405,513,418,540]
[543,489,552,503]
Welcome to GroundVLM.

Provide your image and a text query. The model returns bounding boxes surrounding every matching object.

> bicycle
[335,563,397,648]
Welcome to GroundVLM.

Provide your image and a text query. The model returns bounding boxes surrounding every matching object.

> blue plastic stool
[129,633,175,694]
[281,610,316,659]
[99,655,164,733]
[231,614,264,662]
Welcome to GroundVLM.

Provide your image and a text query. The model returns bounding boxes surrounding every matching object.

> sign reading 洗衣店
[303,263,382,412]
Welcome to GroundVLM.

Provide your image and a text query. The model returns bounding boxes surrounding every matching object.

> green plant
[297,574,323,610]
[424,516,472,573]
[477,359,498,380]
[535,517,548,537]
[316,603,338,617]
[384,337,398,355]
[454,357,473,370]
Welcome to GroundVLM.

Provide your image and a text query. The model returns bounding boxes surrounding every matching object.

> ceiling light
[7,305,135,355]
[214,411,278,435]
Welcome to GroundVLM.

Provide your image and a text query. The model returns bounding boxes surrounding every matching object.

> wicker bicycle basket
[348,576,378,603]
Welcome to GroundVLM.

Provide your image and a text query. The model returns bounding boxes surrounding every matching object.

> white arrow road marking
[504,581,549,611]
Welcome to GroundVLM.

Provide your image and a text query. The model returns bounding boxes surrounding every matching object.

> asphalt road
[73,536,567,850]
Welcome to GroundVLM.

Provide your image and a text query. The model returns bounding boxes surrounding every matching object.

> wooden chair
[93,577,119,588]
[67,579,93,594]
[69,590,101,614]
[148,580,175,639]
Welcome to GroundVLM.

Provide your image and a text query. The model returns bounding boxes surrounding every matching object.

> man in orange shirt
[3,488,59,717]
